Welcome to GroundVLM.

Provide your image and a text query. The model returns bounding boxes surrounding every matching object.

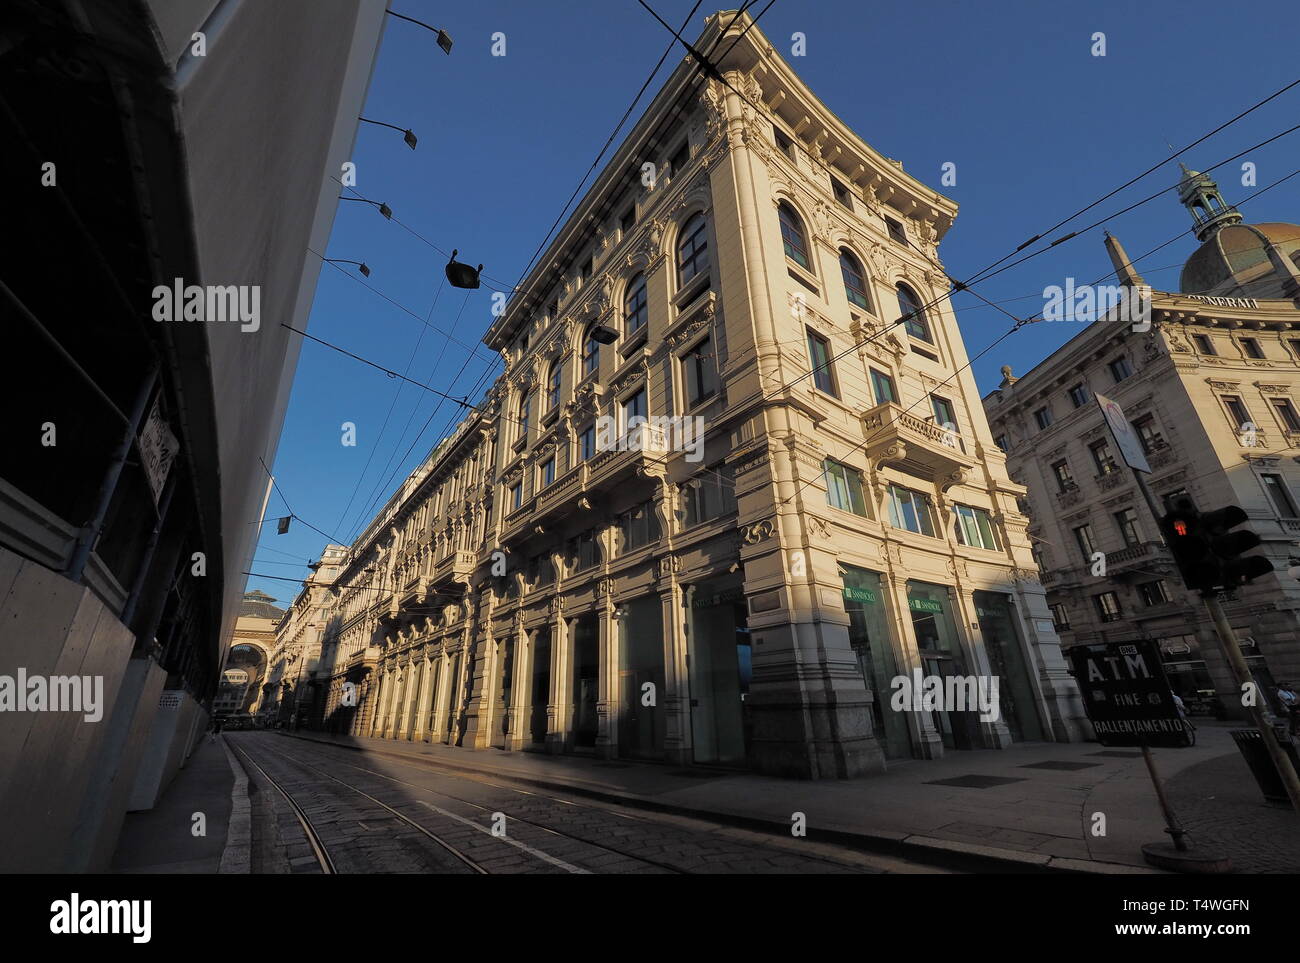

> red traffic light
[1173,519,1188,536]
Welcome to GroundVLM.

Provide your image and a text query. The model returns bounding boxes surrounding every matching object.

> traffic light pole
[1132,472,1300,815]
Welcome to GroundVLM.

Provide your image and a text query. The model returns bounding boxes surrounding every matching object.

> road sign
[138,398,179,505]
[1094,392,1151,473]
[1068,639,1190,748]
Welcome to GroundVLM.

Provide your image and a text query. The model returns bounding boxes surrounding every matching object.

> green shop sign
[842,586,878,605]
[908,598,943,614]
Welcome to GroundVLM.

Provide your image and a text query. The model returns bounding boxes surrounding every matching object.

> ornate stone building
[315,9,1086,777]
[983,168,1300,715]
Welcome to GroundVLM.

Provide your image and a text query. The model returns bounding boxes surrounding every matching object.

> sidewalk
[283,721,1298,873]
[111,735,246,874]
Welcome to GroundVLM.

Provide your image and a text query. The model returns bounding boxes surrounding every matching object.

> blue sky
[246,0,1300,603]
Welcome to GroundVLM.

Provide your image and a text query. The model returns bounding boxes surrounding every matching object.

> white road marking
[419,801,591,874]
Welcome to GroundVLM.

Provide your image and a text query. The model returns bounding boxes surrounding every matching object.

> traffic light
[1159,501,1219,593]
[1158,500,1273,594]
[1201,504,1274,590]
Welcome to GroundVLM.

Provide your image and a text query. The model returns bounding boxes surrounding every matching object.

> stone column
[506,617,530,750]
[595,583,618,760]
[548,611,571,754]
[429,648,450,743]
[658,566,692,766]
[1010,576,1090,742]
[411,647,434,742]
[884,572,945,759]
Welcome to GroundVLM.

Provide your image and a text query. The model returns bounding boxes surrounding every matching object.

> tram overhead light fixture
[446,250,482,289]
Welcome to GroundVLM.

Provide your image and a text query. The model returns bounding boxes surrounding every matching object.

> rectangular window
[1034,406,1053,430]
[683,337,719,406]
[620,207,635,234]
[1133,414,1164,453]
[1162,488,1193,512]
[529,553,554,589]
[1262,473,1298,517]
[620,388,647,436]
[579,423,596,462]
[1222,395,1252,428]
[886,484,938,537]
[1090,439,1118,475]
[1240,337,1265,359]
[614,500,661,555]
[931,395,958,434]
[1050,603,1070,631]
[580,257,593,281]
[1108,356,1133,382]
[670,142,689,177]
[568,529,597,573]
[870,368,897,405]
[807,329,837,396]
[540,458,555,488]
[683,463,737,527]
[824,459,869,517]
[1073,524,1096,561]
[1068,384,1090,408]
[1290,338,1300,358]
[1114,507,1140,546]
[510,482,523,511]
[1193,333,1216,355]
[885,216,908,246]
[953,504,1001,551]
[1271,398,1300,432]
[831,176,853,210]
[773,125,796,161]
[994,434,1010,452]
[1052,460,1076,492]
[1094,591,1123,622]
[1138,581,1170,607]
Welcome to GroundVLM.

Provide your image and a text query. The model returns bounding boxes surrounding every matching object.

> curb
[277,731,1161,875]
[218,737,252,874]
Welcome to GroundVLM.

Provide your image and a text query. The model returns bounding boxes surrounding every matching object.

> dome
[1179,222,1300,298]
[239,589,285,620]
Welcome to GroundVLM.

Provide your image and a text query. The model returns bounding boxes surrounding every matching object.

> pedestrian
[1277,684,1298,736]
[1172,692,1196,743]
[208,716,223,742]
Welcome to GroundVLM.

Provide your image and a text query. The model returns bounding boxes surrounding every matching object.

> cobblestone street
[227,733,951,875]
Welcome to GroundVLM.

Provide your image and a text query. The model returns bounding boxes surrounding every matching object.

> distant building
[983,168,1300,715]
[0,0,387,871]
[314,9,1086,778]
[227,590,285,720]
[265,546,347,728]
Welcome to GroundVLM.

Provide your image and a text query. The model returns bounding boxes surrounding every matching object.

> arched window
[840,249,871,311]
[896,283,932,343]
[581,327,600,377]
[677,213,709,287]
[547,360,561,410]
[778,202,809,269]
[624,274,647,335]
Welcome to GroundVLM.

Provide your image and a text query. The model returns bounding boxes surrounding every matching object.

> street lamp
[445,250,482,289]
[386,10,453,54]
[359,116,418,150]
[324,258,371,277]
[339,196,393,219]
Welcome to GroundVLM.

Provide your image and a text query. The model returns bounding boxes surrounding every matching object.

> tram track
[230,735,488,874]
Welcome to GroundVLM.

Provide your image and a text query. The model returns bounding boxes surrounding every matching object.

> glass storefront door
[907,581,979,750]
[841,566,911,759]
[618,596,666,760]
[571,615,599,748]
[974,591,1044,742]
[687,579,750,765]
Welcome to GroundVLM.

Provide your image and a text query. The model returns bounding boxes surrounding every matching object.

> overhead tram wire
[959,76,1300,289]
[331,272,449,539]
[256,456,348,547]
[336,1,757,542]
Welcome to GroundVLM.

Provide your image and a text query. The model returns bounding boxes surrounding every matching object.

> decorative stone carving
[807,516,830,540]
[742,518,777,545]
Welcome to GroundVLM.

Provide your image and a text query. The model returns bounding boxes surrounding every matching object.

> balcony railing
[860,402,974,478]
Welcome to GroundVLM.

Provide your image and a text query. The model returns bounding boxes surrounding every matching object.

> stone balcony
[1106,540,1174,579]
[860,401,975,482]
[430,549,476,591]
[1055,484,1082,509]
